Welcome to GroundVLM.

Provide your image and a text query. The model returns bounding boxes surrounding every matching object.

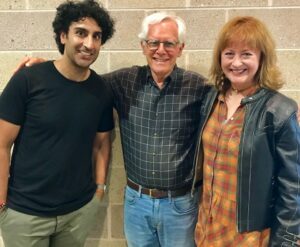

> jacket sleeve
[269,112,300,247]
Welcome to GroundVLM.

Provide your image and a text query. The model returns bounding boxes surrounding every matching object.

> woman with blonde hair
[194,16,300,246]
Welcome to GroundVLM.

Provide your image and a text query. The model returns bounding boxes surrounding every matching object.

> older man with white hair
[104,12,207,247]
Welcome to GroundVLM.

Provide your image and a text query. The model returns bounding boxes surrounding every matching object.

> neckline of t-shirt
[50,60,93,85]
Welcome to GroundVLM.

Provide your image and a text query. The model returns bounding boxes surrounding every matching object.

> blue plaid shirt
[105,65,206,190]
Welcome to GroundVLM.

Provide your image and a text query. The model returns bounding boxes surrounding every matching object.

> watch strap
[97,184,107,192]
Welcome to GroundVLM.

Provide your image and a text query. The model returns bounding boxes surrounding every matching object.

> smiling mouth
[153,57,169,63]
[78,52,95,61]
[79,50,94,56]
[230,69,246,74]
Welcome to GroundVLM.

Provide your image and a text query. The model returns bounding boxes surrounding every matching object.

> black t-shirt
[0,61,114,216]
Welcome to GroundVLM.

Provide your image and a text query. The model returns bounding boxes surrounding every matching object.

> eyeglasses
[144,39,180,51]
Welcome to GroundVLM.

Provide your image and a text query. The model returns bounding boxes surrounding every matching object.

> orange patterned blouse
[195,93,270,247]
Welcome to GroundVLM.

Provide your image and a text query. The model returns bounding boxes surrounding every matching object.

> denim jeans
[124,186,200,247]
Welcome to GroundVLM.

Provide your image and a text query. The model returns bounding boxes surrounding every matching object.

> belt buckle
[149,188,153,197]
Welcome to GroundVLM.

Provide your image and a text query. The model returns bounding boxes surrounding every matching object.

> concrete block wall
[0,1,299,247]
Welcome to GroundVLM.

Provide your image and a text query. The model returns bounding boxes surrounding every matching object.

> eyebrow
[74,26,101,32]
[73,27,102,35]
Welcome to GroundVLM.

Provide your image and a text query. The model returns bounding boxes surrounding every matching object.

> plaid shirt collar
[145,65,178,89]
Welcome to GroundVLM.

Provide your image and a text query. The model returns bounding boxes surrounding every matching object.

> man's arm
[13,57,46,74]
[92,131,112,200]
[0,119,20,208]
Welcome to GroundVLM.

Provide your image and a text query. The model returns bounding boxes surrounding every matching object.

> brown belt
[127,179,202,199]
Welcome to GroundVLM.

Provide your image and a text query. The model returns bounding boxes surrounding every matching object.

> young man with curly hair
[0,1,115,246]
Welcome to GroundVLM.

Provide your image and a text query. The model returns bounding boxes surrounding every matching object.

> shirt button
[152,172,155,175]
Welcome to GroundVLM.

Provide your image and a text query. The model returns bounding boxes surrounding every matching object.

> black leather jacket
[193,86,300,246]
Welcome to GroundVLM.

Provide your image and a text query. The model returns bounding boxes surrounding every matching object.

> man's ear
[140,41,147,55]
[60,32,67,45]
[177,43,185,57]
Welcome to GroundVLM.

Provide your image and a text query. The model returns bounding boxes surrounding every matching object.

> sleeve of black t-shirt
[97,84,114,132]
[0,70,28,125]
[90,72,114,132]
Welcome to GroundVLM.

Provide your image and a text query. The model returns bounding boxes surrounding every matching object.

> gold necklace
[231,85,257,96]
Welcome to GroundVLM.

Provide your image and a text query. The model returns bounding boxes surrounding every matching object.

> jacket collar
[241,88,269,105]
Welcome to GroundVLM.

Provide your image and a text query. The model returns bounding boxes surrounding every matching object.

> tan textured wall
[0,1,299,247]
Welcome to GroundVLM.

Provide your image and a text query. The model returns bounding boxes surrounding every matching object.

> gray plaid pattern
[105,66,206,190]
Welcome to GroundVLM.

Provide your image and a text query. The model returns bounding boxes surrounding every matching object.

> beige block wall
[0,1,299,246]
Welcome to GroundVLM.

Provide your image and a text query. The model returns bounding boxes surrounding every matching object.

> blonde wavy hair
[210,16,284,92]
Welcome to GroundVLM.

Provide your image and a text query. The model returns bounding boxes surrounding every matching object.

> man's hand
[13,57,46,74]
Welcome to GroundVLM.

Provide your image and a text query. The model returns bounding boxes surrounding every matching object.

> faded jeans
[124,186,200,247]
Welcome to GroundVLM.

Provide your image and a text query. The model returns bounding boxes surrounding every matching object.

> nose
[83,35,95,49]
[156,42,166,53]
[232,55,242,67]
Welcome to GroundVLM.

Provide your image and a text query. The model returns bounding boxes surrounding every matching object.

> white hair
[138,12,186,43]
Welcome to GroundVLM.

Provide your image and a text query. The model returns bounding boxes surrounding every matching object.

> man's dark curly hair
[52,0,115,54]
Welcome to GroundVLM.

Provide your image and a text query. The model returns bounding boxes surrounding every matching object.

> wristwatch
[97,184,107,192]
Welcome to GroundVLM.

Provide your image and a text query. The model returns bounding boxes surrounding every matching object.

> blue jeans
[124,186,200,247]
